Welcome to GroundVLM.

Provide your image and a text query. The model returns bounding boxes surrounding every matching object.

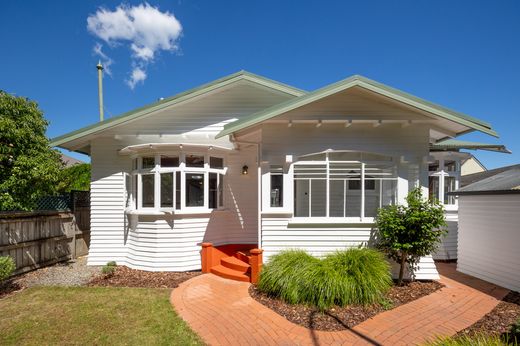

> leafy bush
[0,256,16,282]
[258,248,392,310]
[102,261,117,276]
[376,187,447,285]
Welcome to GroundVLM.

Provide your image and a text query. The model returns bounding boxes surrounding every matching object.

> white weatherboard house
[51,71,506,282]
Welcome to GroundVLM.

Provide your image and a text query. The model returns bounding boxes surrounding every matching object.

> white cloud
[87,3,182,88]
[93,43,114,76]
[127,67,147,89]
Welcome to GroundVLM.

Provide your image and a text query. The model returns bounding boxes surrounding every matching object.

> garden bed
[455,290,520,339]
[250,280,444,331]
[88,266,201,288]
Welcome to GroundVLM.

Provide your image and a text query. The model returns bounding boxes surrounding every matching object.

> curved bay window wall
[128,153,226,212]
[290,151,398,220]
[428,158,459,206]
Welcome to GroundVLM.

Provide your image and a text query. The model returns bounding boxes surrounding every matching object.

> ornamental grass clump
[258,248,392,310]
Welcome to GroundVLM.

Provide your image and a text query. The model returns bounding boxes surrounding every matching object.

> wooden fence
[0,210,90,275]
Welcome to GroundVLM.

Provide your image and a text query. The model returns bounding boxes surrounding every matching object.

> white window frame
[428,157,460,209]
[291,151,398,222]
[130,152,227,213]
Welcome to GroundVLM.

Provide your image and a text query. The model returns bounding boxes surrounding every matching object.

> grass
[258,248,392,310]
[0,286,203,346]
[426,334,516,346]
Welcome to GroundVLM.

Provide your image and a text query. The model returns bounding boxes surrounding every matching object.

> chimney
[96,61,104,122]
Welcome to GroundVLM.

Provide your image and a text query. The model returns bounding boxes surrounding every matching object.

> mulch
[456,290,520,340]
[0,280,25,300]
[249,280,444,331]
[88,266,201,288]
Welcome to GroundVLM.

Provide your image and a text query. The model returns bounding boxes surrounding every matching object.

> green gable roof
[216,74,498,138]
[50,70,306,148]
[430,139,511,153]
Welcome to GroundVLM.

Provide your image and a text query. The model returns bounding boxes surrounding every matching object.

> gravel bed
[249,280,444,331]
[14,256,101,288]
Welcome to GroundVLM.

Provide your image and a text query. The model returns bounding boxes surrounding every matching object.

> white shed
[454,166,520,292]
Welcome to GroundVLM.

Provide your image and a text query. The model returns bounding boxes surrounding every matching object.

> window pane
[134,176,138,209]
[381,180,397,207]
[142,157,155,169]
[270,174,283,207]
[160,173,173,207]
[429,176,440,201]
[209,173,217,209]
[210,157,224,169]
[329,180,345,217]
[444,177,456,204]
[161,156,179,167]
[175,172,181,209]
[186,155,204,167]
[429,160,440,172]
[218,174,224,207]
[142,174,155,207]
[294,180,309,217]
[186,173,204,206]
[365,180,379,217]
[125,174,132,208]
[445,160,457,172]
[310,180,326,217]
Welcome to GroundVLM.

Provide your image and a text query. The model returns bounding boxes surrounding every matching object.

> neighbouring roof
[460,164,520,187]
[452,165,520,195]
[430,139,511,154]
[50,71,306,150]
[60,153,84,167]
[216,74,498,139]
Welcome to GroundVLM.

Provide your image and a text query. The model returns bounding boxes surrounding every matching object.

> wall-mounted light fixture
[242,165,249,175]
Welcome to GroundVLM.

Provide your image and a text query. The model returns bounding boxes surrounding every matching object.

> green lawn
[0,286,203,345]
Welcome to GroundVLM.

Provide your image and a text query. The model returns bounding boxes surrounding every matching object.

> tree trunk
[398,251,407,286]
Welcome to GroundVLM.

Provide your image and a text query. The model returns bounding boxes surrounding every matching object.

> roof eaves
[50,70,305,148]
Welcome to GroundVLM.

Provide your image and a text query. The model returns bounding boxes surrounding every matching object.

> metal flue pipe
[96,61,104,122]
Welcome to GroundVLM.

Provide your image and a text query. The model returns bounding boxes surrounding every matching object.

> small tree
[375,187,447,285]
[56,163,91,193]
[0,91,63,210]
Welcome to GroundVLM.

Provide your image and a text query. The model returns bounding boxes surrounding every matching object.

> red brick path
[171,263,509,345]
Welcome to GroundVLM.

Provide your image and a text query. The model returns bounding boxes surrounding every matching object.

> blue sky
[1,1,519,169]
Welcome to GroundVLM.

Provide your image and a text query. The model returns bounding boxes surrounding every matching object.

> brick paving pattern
[171,263,509,345]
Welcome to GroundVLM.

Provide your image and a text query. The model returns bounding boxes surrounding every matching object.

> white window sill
[261,209,293,215]
[125,208,229,216]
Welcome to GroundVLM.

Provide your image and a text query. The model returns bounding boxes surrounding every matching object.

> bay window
[131,153,226,211]
[293,151,398,219]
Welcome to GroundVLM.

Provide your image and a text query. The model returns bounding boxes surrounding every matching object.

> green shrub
[0,256,16,282]
[258,248,392,310]
[102,261,117,276]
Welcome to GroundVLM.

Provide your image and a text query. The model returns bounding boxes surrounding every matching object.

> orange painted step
[210,265,250,282]
[221,256,250,273]
[234,250,251,264]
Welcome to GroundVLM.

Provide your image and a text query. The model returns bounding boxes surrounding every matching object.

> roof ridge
[217,74,499,138]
